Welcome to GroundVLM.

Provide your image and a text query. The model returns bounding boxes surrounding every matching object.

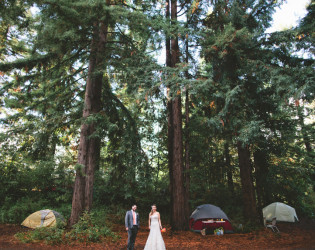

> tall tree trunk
[224,142,234,194]
[166,0,189,230]
[184,89,190,222]
[166,0,174,228]
[254,148,270,213]
[184,14,190,223]
[170,95,186,230]
[70,21,108,226]
[237,142,258,222]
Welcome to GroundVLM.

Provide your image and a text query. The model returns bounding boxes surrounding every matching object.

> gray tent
[263,202,299,222]
[189,204,233,233]
[190,204,229,221]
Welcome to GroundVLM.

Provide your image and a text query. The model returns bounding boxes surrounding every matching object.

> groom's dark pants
[127,225,138,250]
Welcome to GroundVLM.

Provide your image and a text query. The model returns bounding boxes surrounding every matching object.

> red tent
[189,204,233,233]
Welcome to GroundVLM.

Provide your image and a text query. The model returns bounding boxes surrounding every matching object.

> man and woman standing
[125,204,166,250]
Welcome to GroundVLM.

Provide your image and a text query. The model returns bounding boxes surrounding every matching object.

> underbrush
[0,196,72,224]
[15,211,119,245]
[229,213,263,234]
[15,226,65,245]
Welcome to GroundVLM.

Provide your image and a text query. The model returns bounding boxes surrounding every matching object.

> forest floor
[1,219,315,249]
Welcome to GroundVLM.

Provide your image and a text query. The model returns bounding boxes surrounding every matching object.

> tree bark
[166,0,174,229]
[184,13,190,224]
[253,149,270,213]
[166,0,189,230]
[170,95,186,230]
[70,21,108,226]
[184,89,190,222]
[237,142,258,222]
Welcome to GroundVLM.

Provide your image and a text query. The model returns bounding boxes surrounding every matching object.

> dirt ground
[1,219,315,249]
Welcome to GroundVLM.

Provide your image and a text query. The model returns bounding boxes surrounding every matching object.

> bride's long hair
[150,204,157,216]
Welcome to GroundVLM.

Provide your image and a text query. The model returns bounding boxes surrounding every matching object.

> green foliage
[15,211,117,245]
[0,148,74,223]
[0,197,46,224]
[233,220,261,234]
[15,227,65,245]
[67,211,116,243]
[302,189,315,219]
[0,0,314,236]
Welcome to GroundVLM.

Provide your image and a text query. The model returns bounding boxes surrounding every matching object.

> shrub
[66,211,116,243]
[0,197,49,224]
[15,226,65,245]
[15,211,118,245]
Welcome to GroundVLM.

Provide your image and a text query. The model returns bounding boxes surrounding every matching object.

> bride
[144,204,166,250]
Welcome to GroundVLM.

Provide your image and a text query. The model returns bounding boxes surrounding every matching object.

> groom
[125,204,139,250]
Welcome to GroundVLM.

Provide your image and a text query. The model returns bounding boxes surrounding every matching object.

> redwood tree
[166,0,189,230]
[237,142,257,220]
[0,0,158,226]
[70,20,108,226]
[200,0,288,221]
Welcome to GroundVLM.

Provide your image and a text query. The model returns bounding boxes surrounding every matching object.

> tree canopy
[0,0,314,229]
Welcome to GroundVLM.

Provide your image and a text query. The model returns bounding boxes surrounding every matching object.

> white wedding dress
[144,213,166,250]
